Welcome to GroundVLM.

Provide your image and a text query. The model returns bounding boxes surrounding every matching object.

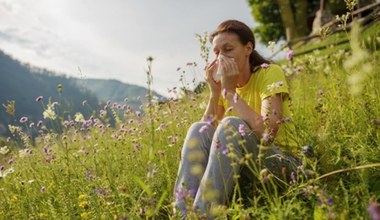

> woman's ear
[245,42,253,56]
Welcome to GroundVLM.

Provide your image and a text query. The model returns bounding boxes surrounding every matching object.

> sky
[0,0,281,97]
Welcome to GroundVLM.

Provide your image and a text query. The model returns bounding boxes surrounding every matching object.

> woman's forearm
[201,95,220,125]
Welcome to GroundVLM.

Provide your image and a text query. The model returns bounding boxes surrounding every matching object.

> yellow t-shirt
[219,64,299,152]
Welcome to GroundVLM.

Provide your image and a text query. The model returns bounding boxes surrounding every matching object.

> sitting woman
[173,19,300,219]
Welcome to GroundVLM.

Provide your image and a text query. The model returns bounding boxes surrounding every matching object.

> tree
[247,0,325,43]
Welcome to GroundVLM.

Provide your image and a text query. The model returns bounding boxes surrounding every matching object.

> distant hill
[71,78,165,109]
[0,49,164,136]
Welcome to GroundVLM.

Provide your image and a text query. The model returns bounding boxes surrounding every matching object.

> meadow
[0,21,379,219]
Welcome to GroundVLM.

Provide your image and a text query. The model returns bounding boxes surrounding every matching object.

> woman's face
[212,32,252,73]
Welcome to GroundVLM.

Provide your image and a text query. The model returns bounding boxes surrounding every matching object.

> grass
[0,21,380,219]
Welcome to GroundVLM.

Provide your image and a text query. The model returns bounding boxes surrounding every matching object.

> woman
[174,20,300,218]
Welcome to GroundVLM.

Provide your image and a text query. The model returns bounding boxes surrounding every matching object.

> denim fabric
[174,116,300,219]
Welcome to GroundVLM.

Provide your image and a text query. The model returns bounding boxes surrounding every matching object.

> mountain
[71,78,165,109]
[0,49,164,136]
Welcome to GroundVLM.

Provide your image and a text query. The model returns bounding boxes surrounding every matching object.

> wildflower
[327,198,334,206]
[276,81,283,87]
[79,201,89,209]
[43,104,57,120]
[29,122,35,128]
[74,112,85,123]
[35,96,43,102]
[238,124,246,137]
[261,63,269,68]
[19,117,28,123]
[222,146,229,155]
[199,125,208,134]
[290,172,296,184]
[233,93,239,103]
[286,49,294,60]
[225,106,234,113]
[40,186,46,193]
[82,100,87,106]
[368,202,380,220]
[0,165,4,171]
[8,159,14,164]
[262,133,270,143]
[175,188,187,201]
[262,115,269,122]
[267,41,276,52]
[222,88,227,99]
[37,120,43,127]
[0,146,10,155]
[302,145,314,157]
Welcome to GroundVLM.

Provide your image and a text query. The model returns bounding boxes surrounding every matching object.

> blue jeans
[174,116,300,219]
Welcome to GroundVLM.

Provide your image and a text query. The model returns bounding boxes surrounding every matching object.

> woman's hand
[220,56,239,93]
[205,59,222,97]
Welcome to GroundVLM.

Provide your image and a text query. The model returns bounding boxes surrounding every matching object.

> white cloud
[0,0,278,96]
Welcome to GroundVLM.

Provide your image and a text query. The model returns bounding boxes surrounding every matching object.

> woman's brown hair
[209,20,270,72]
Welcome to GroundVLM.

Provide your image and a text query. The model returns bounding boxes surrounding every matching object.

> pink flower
[368,202,380,220]
[19,117,28,123]
[35,96,43,102]
[238,124,246,136]
[286,50,294,60]
[225,106,234,113]
[222,88,227,99]
[199,125,208,134]
[233,93,239,103]
[261,63,269,68]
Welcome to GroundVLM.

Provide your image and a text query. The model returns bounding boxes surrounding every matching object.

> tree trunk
[294,0,309,36]
[277,0,298,41]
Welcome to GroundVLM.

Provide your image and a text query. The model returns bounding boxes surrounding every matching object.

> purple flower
[368,202,380,220]
[276,81,283,87]
[222,88,227,99]
[261,63,269,68]
[19,117,28,123]
[327,198,334,206]
[8,159,14,164]
[238,124,246,137]
[286,50,294,60]
[35,96,43,102]
[302,145,314,157]
[263,133,270,142]
[290,172,296,183]
[233,93,239,103]
[175,188,187,201]
[0,165,4,171]
[199,125,208,134]
[222,146,229,155]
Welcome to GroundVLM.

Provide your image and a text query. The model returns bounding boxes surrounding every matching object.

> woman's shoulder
[255,63,285,77]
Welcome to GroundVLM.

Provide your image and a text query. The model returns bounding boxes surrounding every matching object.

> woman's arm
[224,92,283,141]
[202,96,224,126]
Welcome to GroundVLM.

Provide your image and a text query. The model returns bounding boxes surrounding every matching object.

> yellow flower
[80,212,89,219]
[78,194,88,200]
[79,201,89,209]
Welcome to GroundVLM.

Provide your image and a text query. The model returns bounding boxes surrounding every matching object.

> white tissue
[212,55,223,82]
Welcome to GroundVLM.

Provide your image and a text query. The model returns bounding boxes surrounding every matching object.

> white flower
[43,104,57,120]
[0,167,14,178]
[74,112,85,123]
[0,146,10,155]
